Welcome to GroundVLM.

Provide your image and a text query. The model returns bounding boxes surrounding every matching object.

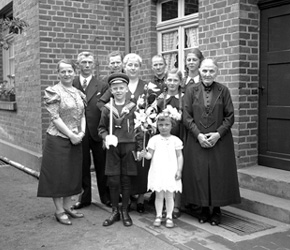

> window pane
[162,30,179,52]
[163,52,178,71]
[185,0,198,16]
[185,27,199,49]
[161,0,178,21]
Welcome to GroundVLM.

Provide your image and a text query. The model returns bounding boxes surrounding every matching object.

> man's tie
[82,79,88,91]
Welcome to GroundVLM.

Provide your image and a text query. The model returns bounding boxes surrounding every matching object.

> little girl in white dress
[140,109,183,228]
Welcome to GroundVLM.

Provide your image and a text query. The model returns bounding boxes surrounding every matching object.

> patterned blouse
[44,83,86,138]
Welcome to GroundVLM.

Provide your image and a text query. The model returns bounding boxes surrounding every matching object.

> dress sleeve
[146,136,156,151]
[43,86,61,121]
[174,137,183,150]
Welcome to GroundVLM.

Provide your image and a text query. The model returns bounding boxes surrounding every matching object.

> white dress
[147,134,183,193]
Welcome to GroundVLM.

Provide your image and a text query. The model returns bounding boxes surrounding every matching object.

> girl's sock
[165,191,174,219]
[155,191,165,217]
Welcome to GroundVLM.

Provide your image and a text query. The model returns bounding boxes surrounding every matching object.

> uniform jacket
[98,101,142,151]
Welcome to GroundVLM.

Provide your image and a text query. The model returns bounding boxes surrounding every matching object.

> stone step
[238,166,290,200]
[234,188,290,224]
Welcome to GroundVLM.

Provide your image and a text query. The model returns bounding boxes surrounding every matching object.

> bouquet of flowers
[134,82,160,166]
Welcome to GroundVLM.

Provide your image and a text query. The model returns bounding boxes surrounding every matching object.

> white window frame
[2,32,15,88]
[2,7,15,89]
[156,0,199,73]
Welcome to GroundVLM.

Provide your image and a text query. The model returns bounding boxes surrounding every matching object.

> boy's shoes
[121,208,132,227]
[103,207,120,226]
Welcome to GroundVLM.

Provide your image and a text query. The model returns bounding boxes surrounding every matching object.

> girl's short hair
[123,53,142,66]
[157,113,177,128]
[57,59,77,72]
[165,68,183,82]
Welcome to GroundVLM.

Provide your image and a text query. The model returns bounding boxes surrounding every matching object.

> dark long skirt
[37,134,82,198]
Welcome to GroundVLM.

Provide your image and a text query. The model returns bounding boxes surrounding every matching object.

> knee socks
[155,191,174,219]
[165,191,174,219]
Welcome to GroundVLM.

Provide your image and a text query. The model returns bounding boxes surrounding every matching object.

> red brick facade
[199,0,259,168]
[0,0,260,170]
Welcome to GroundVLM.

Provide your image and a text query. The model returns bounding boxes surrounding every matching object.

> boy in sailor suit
[98,73,142,227]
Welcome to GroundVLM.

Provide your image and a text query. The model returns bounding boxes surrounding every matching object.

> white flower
[136,95,145,108]
[158,105,182,121]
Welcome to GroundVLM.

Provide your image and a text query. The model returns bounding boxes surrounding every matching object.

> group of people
[37,48,241,229]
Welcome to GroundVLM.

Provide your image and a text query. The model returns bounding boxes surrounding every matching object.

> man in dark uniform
[72,51,111,209]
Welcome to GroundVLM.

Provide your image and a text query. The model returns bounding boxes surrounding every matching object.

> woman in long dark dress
[122,53,150,213]
[37,59,86,225]
[182,58,241,226]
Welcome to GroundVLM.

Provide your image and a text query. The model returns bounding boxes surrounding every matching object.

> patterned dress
[37,83,86,198]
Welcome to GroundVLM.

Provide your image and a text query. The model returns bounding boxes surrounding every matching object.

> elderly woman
[37,59,86,225]
[182,58,241,226]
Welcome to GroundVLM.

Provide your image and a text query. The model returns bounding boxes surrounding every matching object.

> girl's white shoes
[153,217,174,228]
[153,216,162,227]
[165,218,174,228]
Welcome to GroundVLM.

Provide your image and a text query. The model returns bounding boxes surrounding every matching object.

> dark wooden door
[259,2,290,170]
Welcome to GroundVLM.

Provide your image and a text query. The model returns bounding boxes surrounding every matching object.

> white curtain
[186,27,199,48]
[162,30,178,71]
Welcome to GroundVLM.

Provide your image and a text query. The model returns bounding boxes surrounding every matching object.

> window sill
[0,101,17,111]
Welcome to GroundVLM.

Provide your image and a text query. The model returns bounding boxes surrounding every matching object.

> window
[2,32,15,87]
[1,8,15,93]
[157,0,199,73]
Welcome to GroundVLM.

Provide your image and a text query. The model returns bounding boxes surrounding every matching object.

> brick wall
[199,0,259,168]
[0,0,40,149]
[130,0,158,82]
[0,0,126,170]
[38,0,126,141]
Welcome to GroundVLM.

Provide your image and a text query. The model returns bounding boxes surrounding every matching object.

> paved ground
[1,162,290,250]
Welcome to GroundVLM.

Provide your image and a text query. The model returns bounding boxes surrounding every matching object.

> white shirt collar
[159,92,184,99]
[185,75,200,85]
[80,75,92,84]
